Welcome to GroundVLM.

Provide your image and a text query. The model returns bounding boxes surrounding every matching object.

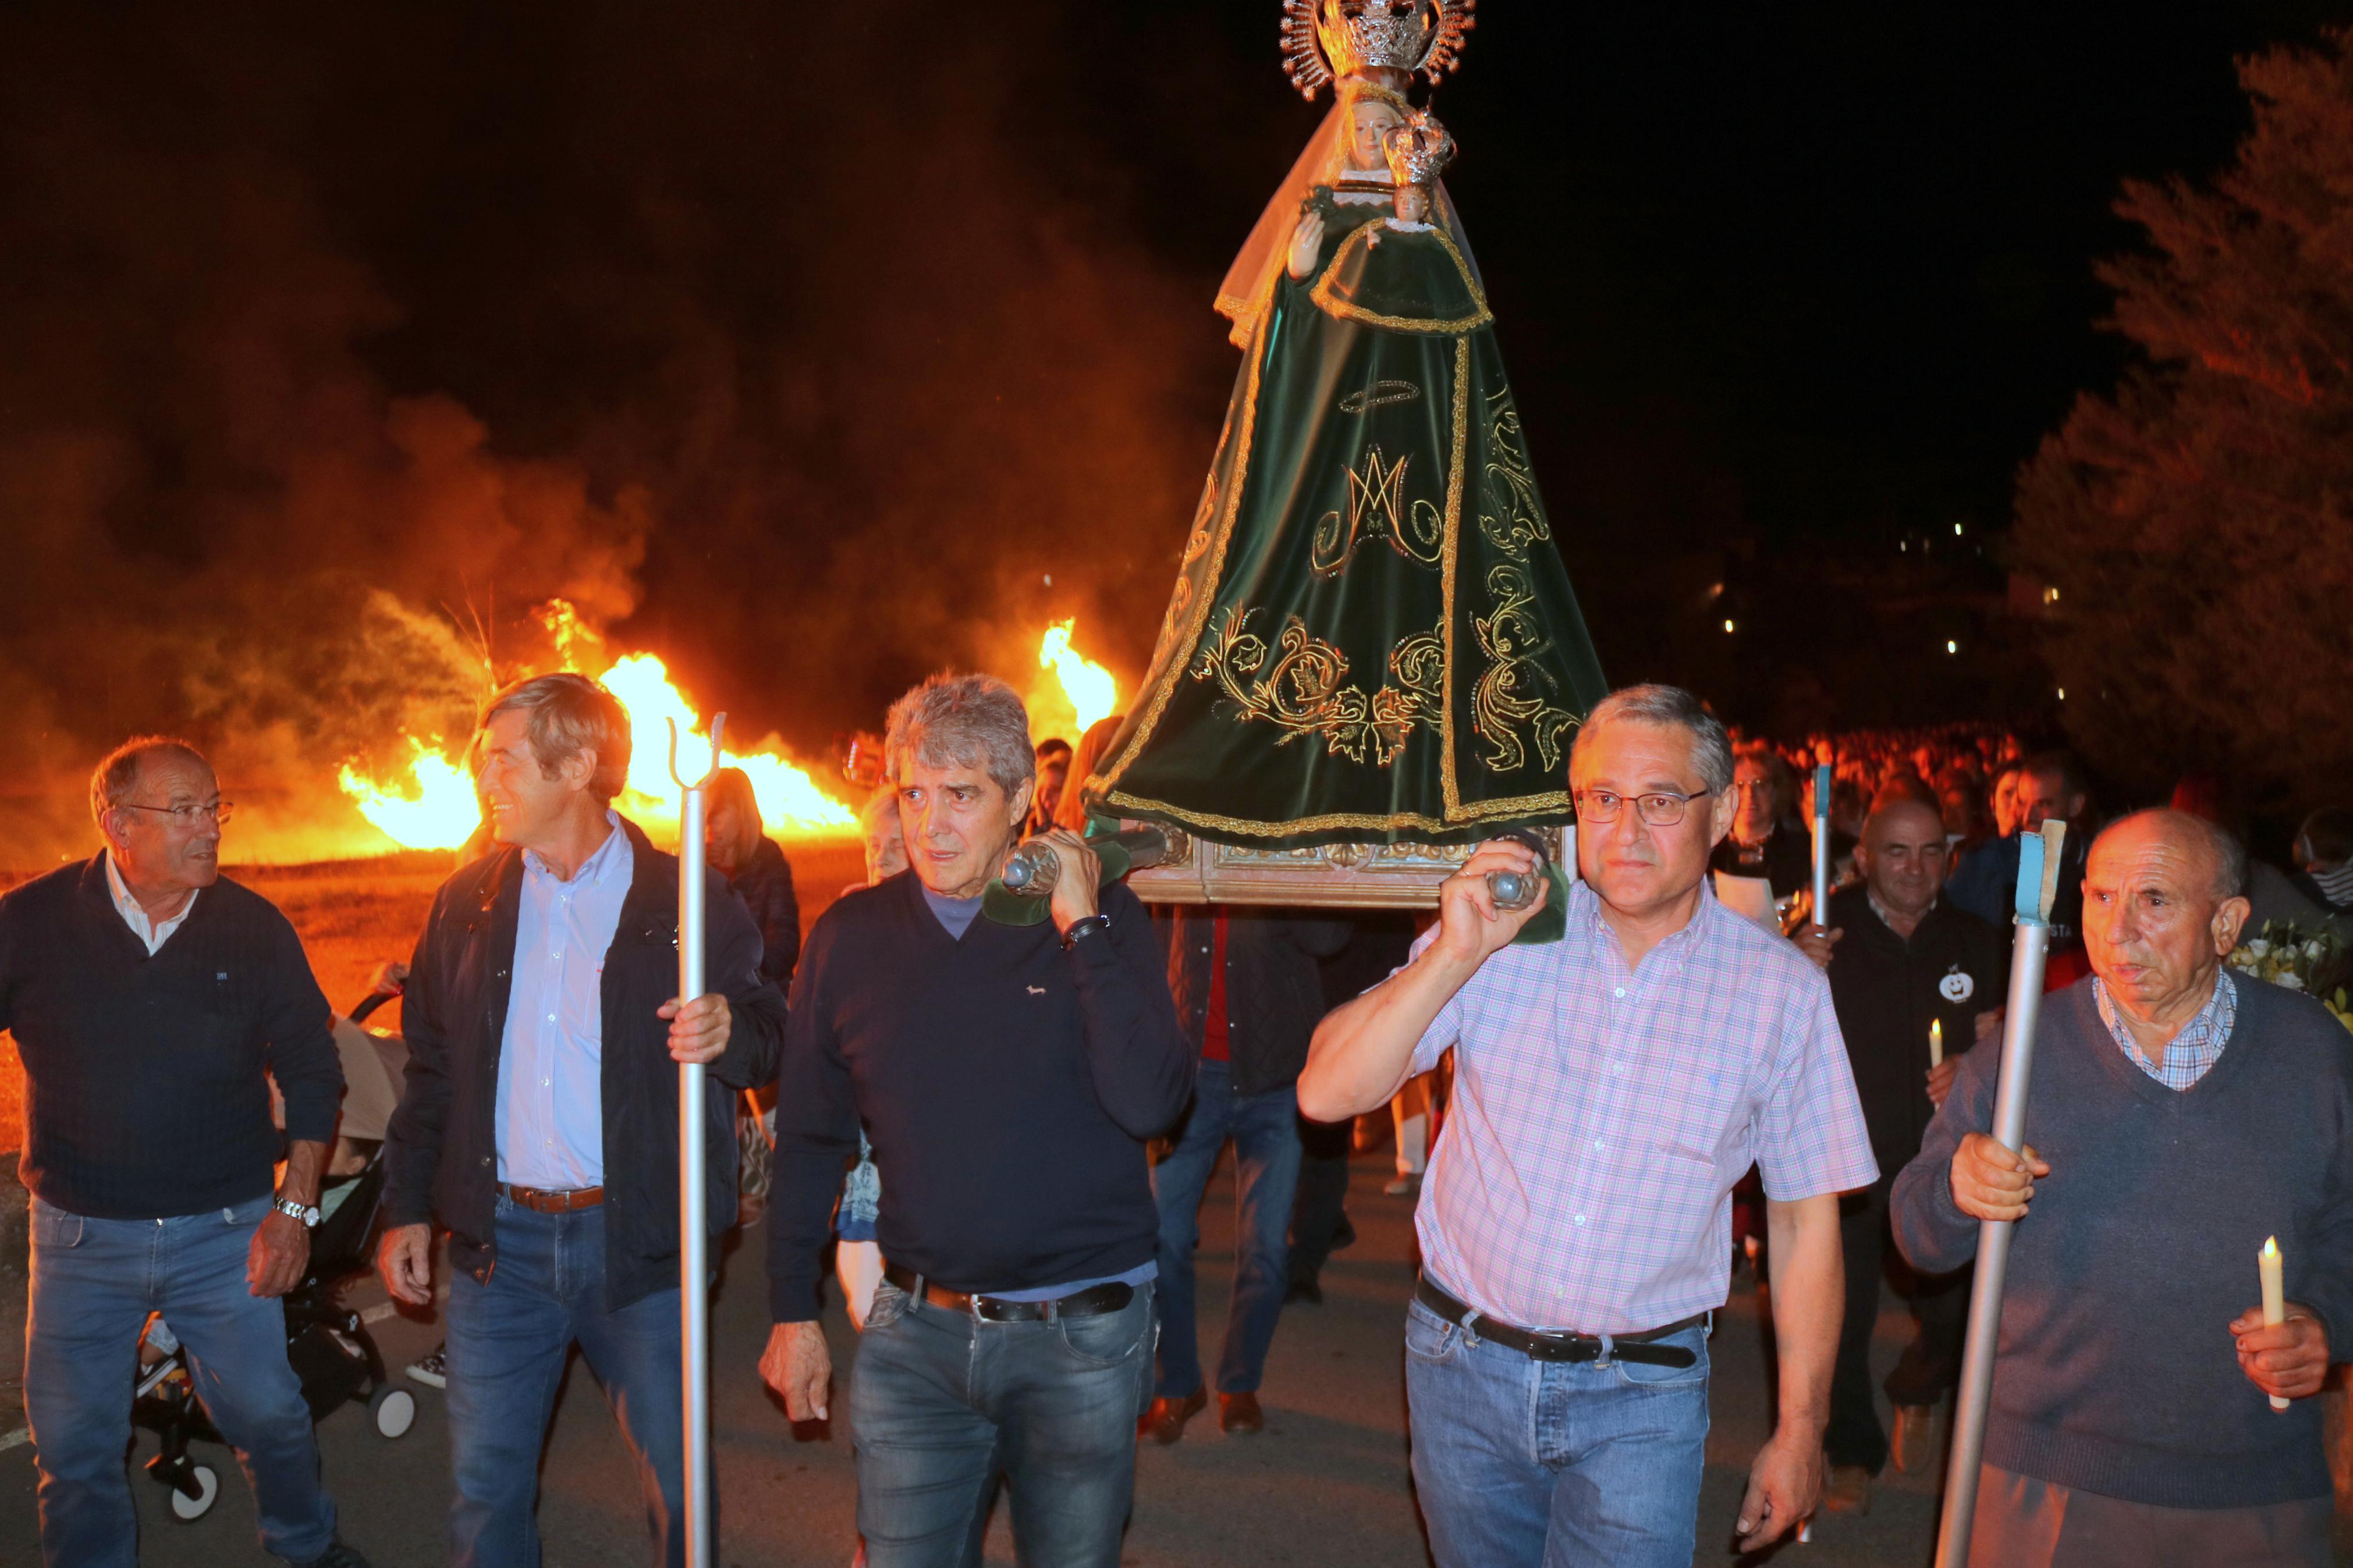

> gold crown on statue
[1280,0,1476,101]
[1382,109,1456,187]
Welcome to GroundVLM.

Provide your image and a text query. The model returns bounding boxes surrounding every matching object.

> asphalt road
[0,1152,2050,1567]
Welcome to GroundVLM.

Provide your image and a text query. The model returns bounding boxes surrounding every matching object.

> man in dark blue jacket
[761,673,1190,1568]
[377,674,784,1568]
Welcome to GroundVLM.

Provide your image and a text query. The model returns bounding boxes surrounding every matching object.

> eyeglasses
[1574,788,1710,827]
[118,800,235,826]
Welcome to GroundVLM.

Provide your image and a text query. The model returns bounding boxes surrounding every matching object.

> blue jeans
[24,1193,338,1567]
[1149,1062,1301,1396]
[1404,1296,1712,1568]
[848,1277,1155,1567]
[445,1196,687,1568]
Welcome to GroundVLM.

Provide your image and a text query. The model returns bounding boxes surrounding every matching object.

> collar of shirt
[105,852,197,956]
[522,810,630,892]
[1866,889,1936,937]
[2093,969,2237,1090]
[1574,874,1716,976]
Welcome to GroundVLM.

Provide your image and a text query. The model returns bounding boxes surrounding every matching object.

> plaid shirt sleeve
[1753,963,1879,1201]
[1401,925,1465,1078]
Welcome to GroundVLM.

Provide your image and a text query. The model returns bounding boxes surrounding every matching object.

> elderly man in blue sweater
[1893,809,2353,1567]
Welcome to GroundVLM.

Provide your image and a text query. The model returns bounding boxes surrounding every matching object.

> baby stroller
[130,989,417,1523]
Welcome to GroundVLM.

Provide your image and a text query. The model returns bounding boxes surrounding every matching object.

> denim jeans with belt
[848,1277,1156,1568]
[24,1193,339,1567]
[444,1194,686,1568]
[1149,1059,1303,1396]
[1404,1296,1712,1568]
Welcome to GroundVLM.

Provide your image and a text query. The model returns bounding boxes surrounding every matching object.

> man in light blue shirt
[381,674,785,1568]
[496,809,633,1190]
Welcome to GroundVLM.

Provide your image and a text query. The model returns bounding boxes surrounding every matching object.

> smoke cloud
[0,2,1253,862]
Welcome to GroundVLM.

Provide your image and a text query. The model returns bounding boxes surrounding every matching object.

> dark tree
[2016,29,2353,812]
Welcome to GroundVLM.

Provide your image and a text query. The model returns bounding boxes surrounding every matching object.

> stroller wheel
[169,1464,219,1522]
[370,1385,417,1439]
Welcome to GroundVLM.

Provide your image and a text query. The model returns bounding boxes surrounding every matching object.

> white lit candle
[1929,1017,1944,1069]
[2262,1236,2289,1412]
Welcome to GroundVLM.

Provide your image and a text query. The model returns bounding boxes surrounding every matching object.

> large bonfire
[338,601,1119,854]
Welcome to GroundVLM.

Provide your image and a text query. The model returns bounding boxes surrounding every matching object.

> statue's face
[1393,183,1432,222]
[1346,100,1404,171]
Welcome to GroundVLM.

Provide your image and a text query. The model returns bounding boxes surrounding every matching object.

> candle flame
[2264,1235,2280,1258]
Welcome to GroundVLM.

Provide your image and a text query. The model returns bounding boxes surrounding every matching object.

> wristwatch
[274,1196,321,1228]
[1062,913,1112,950]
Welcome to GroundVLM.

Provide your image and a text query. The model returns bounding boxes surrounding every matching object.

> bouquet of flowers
[2226,922,2353,1034]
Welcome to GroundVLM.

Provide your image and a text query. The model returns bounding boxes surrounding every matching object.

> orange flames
[339,606,1121,855]
[341,606,856,852]
[1027,619,1119,744]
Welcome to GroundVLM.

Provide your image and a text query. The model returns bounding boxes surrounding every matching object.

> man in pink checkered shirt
[1303,684,1877,1567]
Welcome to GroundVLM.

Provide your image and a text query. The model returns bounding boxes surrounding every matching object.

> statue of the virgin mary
[1092,0,1607,851]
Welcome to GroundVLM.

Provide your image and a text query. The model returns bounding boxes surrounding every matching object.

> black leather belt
[1415,1277,1703,1368]
[882,1262,1135,1323]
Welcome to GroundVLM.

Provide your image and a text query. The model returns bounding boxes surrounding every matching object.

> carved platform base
[1122,824,1569,909]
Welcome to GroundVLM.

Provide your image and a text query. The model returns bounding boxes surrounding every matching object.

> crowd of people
[8,673,2353,1568]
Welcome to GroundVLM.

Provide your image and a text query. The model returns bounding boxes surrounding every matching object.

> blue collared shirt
[2094,969,2237,1091]
[496,812,633,1189]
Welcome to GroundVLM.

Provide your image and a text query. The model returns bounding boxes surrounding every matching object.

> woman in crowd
[707,766,801,988]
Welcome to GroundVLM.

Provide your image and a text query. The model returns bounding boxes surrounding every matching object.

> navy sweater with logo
[767,872,1192,1320]
[1893,976,2353,1507]
[0,857,342,1218]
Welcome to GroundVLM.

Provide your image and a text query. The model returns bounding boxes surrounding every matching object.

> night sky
[1,1,2341,835]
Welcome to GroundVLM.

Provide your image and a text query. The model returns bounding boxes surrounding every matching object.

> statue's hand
[1287,211,1326,279]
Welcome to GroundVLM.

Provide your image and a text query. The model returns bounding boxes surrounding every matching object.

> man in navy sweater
[2,737,367,1568]
[761,673,1191,1568]
[1894,810,2353,1566]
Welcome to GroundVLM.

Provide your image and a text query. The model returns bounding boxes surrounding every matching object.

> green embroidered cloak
[1094,185,1607,849]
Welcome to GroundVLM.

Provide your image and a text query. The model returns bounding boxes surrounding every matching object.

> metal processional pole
[1933,819,2067,1568]
[668,713,726,1568]
[1810,763,1833,929]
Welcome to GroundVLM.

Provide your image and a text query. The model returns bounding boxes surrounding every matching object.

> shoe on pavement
[1138,1389,1206,1445]
[1285,1276,1323,1306]
[406,1346,448,1389]
[1383,1173,1422,1198]
[297,1543,374,1568]
[1218,1392,1264,1434]
[1890,1402,1936,1474]
[1822,1464,1873,1515]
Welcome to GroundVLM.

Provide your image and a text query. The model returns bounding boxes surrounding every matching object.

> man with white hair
[1894,809,2353,1566]
[761,671,1191,1567]
[2,737,365,1567]
[1301,683,1877,1566]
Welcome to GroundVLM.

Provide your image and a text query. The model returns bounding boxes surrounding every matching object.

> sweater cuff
[769,1268,825,1324]
[281,1093,341,1149]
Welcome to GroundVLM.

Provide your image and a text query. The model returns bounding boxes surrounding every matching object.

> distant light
[1954,522,1964,536]
[2045,585,2060,603]
[1723,619,1736,634]
[1707,581,1725,599]
[1899,541,1907,552]
[1946,640,1958,654]
[2057,687,2066,701]
[1044,574,1054,586]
